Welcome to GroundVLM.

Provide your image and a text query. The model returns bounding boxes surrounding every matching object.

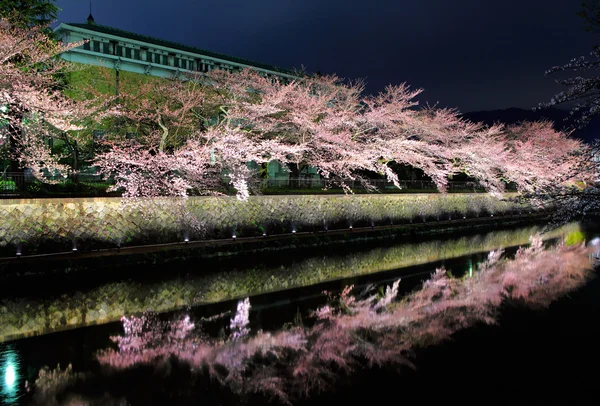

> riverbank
[0,193,533,263]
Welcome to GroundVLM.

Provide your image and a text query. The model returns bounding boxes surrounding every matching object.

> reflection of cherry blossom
[89,241,593,404]
[229,298,251,340]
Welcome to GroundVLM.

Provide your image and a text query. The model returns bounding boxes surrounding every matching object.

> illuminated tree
[0,19,89,180]
[538,1,600,127]
[531,1,600,222]
[92,68,586,199]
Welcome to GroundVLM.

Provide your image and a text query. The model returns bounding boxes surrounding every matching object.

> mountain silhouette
[461,107,599,144]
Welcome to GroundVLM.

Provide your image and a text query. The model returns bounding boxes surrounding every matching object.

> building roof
[62,22,295,75]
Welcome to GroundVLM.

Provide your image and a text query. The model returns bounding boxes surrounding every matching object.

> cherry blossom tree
[91,67,587,200]
[0,19,90,181]
[529,1,600,221]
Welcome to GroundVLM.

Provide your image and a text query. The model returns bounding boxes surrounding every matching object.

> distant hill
[461,107,599,144]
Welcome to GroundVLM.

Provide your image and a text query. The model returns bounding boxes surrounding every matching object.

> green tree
[0,0,59,27]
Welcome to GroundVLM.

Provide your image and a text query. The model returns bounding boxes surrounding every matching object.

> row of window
[81,39,237,73]
[78,36,291,83]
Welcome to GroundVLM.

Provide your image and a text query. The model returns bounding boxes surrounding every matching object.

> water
[1,221,598,405]
[0,222,573,342]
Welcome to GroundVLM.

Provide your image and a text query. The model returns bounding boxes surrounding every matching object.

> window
[102,43,110,54]
[116,45,123,56]
[125,47,132,58]
[92,130,106,140]
[134,49,140,60]
[92,40,100,53]
[174,58,180,68]
[83,39,90,51]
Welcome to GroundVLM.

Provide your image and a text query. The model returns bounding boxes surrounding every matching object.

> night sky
[54,0,597,113]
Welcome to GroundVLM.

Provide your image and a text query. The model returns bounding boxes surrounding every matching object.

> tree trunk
[8,113,24,175]
[288,163,301,189]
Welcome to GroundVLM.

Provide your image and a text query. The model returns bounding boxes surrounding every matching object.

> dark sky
[54,0,597,113]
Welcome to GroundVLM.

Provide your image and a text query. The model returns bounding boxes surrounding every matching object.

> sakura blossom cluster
[229,297,250,340]
[1,19,588,202]
[67,53,585,200]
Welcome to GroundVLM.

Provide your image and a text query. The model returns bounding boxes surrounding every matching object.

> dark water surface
[1,221,599,405]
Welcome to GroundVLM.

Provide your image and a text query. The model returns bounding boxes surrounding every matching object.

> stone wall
[0,194,528,256]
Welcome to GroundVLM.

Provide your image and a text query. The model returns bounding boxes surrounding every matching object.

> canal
[1,220,598,405]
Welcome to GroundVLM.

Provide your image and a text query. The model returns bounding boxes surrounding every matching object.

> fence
[1,172,501,196]
[1,171,109,195]
[261,178,487,192]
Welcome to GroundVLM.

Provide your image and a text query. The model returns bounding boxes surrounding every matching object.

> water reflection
[0,223,583,342]
[10,224,600,405]
[588,237,600,263]
[0,345,21,405]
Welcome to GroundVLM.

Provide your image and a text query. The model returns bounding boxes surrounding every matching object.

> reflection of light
[1,344,21,402]
[5,365,14,387]
[589,237,600,246]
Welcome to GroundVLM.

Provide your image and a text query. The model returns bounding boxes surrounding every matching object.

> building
[53,15,317,186]
[54,14,297,82]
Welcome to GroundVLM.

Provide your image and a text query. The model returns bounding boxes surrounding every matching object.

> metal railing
[0,172,25,194]
[1,171,110,194]
[261,178,486,192]
[1,172,501,196]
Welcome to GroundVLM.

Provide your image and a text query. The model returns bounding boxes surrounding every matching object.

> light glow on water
[5,364,15,387]
[1,345,21,404]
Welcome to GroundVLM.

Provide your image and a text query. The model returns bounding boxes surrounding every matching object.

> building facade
[54,15,297,82]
